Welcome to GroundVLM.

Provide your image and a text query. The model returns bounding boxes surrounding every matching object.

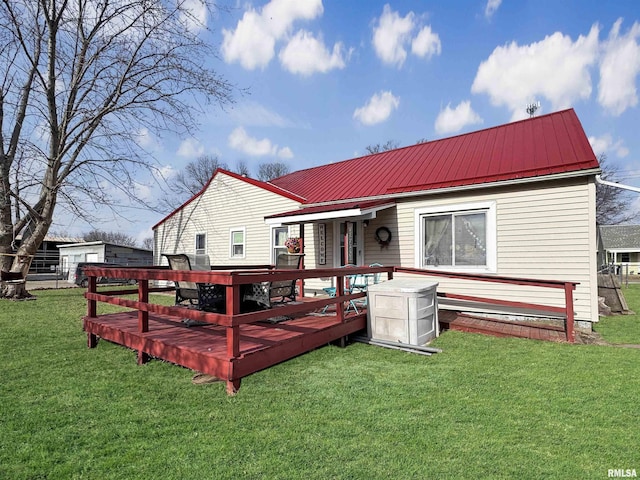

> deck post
[138,279,149,333]
[137,279,150,365]
[226,379,241,395]
[564,282,575,343]
[87,276,98,348]
[336,274,345,324]
[87,276,97,318]
[226,284,241,395]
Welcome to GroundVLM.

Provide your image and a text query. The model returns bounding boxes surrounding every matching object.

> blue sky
[62,0,640,242]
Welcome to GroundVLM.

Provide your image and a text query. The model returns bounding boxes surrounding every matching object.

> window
[230,228,245,258]
[272,226,289,262]
[621,253,630,263]
[416,201,496,272]
[195,233,206,255]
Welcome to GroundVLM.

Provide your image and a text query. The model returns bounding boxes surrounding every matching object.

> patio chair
[242,253,304,310]
[163,253,224,312]
[321,264,360,314]
[322,263,384,314]
[351,263,384,311]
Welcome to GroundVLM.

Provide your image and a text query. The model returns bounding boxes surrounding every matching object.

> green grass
[1,288,640,479]
[594,283,640,344]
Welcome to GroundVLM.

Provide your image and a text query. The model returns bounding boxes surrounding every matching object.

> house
[598,225,640,274]
[59,241,153,284]
[153,171,305,267]
[153,108,601,327]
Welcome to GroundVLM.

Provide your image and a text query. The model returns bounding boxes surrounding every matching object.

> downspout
[595,174,638,278]
[595,175,640,193]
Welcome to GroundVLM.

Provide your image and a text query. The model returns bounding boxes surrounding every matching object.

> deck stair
[439,310,569,342]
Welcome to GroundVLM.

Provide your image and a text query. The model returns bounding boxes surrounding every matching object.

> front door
[336,221,363,266]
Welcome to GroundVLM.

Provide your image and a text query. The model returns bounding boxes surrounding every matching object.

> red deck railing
[82,264,392,394]
[82,264,578,394]
[394,267,577,342]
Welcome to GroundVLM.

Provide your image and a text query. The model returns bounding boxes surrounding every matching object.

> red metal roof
[270,109,599,204]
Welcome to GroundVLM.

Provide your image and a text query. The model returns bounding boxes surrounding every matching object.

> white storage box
[366,278,439,345]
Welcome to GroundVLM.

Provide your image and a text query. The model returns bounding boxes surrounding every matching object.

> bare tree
[235,159,250,177]
[84,229,137,247]
[175,155,227,197]
[596,154,640,225]
[160,154,227,211]
[365,140,400,155]
[141,237,154,251]
[257,162,290,182]
[0,0,233,297]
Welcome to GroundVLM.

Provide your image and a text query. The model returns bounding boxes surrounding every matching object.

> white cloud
[472,25,600,120]
[372,4,441,67]
[434,101,483,135]
[229,102,298,128]
[135,128,162,152]
[353,91,400,126]
[179,0,208,33]
[221,0,323,70]
[588,134,630,158]
[372,5,415,67]
[228,127,294,159]
[152,164,177,182]
[598,19,640,116]
[177,138,205,158]
[131,182,153,201]
[278,146,294,159]
[411,26,441,59]
[221,10,274,70]
[279,30,349,76]
[484,0,502,19]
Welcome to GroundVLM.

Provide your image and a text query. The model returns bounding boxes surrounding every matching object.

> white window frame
[195,233,206,255]
[414,201,497,273]
[271,226,290,263]
[230,227,246,259]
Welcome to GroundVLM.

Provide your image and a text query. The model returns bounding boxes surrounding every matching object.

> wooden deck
[81,265,386,395]
[81,264,578,395]
[84,308,366,387]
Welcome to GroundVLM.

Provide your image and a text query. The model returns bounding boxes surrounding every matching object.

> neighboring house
[59,241,153,284]
[154,109,601,326]
[598,225,640,274]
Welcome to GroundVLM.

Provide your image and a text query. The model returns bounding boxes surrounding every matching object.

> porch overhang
[265,200,395,226]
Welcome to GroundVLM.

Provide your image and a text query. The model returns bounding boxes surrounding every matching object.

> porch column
[298,222,305,297]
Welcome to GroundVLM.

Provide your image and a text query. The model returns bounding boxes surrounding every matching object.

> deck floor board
[83,310,366,385]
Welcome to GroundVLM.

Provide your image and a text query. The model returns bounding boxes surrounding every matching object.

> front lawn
[1,287,639,479]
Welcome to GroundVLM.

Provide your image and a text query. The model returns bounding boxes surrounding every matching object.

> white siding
[155,172,598,324]
[154,173,301,267]
[389,177,597,323]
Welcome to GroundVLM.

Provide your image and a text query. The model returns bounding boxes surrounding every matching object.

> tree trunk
[0,254,32,299]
